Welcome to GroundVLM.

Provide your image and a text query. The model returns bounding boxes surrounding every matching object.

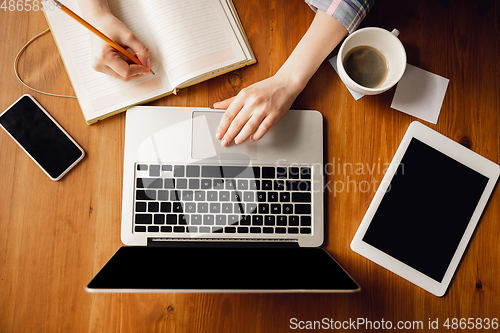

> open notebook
[43,0,256,124]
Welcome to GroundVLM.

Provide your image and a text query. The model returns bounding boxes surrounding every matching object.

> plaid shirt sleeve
[305,0,375,34]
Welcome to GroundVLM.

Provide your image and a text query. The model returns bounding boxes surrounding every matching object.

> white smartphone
[0,94,85,181]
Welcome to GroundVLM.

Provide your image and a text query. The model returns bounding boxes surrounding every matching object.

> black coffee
[343,46,388,88]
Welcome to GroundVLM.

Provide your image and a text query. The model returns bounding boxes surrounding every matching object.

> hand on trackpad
[191,111,258,160]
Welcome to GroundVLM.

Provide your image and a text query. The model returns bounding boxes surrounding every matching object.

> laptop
[86,106,359,292]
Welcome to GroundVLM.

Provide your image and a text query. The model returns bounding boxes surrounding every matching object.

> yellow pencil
[51,0,155,75]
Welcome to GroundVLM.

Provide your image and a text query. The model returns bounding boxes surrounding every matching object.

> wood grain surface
[1,0,499,332]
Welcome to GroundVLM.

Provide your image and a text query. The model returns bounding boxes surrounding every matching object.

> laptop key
[135,226,146,232]
[295,204,311,215]
[201,179,212,189]
[154,214,165,225]
[161,226,172,232]
[225,226,236,233]
[194,191,205,201]
[243,191,254,202]
[148,226,159,232]
[292,192,311,202]
[289,216,299,226]
[160,202,171,213]
[182,190,193,201]
[166,214,177,225]
[170,190,180,201]
[173,165,185,177]
[225,179,236,189]
[136,190,156,200]
[173,202,183,212]
[191,214,202,225]
[263,227,274,234]
[301,167,311,179]
[136,202,147,212]
[213,179,224,189]
[240,215,251,225]
[271,204,281,214]
[199,226,211,233]
[149,165,160,177]
[164,178,175,189]
[262,180,273,190]
[289,167,300,179]
[148,202,159,212]
[188,179,200,189]
[237,179,248,190]
[228,215,239,225]
[252,215,263,225]
[186,165,200,177]
[264,215,275,226]
[161,165,172,171]
[250,227,262,233]
[216,215,226,225]
[301,216,312,226]
[203,215,214,225]
[300,227,312,234]
[283,204,293,214]
[158,190,169,201]
[137,178,162,189]
[286,180,311,191]
[197,203,208,213]
[262,167,275,178]
[179,215,189,225]
[222,203,232,213]
[201,166,223,178]
[135,214,152,224]
[258,203,269,214]
[176,178,188,189]
[184,202,196,213]
[238,227,249,233]
[277,216,287,226]
[268,192,278,202]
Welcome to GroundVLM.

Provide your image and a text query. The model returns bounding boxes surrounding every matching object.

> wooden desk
[1,1,499,332]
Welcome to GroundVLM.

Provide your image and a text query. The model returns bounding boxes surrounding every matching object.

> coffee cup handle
[391,29,400,37]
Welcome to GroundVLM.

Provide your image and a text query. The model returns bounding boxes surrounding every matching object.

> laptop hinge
[147,238,300,248]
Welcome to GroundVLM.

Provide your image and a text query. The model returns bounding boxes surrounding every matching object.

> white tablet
[351,121,500,296]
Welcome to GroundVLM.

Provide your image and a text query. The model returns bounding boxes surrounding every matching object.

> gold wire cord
[14,28,77,99]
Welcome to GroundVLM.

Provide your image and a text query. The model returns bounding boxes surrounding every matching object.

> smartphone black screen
[0,95,83,179]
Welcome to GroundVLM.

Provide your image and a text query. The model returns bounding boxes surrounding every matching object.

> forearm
[275,9,348,95]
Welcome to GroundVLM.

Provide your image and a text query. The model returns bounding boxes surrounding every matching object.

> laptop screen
[86,246,359,292]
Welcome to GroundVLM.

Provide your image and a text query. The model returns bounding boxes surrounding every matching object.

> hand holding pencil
[55,0,152,81]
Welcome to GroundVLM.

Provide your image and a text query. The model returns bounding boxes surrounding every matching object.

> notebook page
[43,0,170,123]
[138,0,247,88]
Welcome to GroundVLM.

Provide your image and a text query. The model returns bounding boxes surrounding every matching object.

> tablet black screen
[362,138,489,282]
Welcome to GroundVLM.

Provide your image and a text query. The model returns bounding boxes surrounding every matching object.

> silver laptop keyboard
[133,163,313,235]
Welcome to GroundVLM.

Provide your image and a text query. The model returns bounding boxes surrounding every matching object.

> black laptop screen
[87,247,359,292]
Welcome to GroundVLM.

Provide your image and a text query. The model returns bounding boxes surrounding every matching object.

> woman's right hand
[86,11,151,81]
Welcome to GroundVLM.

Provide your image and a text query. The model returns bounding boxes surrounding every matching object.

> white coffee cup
[337,27,406,95]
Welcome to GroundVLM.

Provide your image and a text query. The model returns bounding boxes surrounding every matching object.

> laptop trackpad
[191,111,258,160]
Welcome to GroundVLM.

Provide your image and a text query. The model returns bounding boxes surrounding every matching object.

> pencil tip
[150,69,156,75]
